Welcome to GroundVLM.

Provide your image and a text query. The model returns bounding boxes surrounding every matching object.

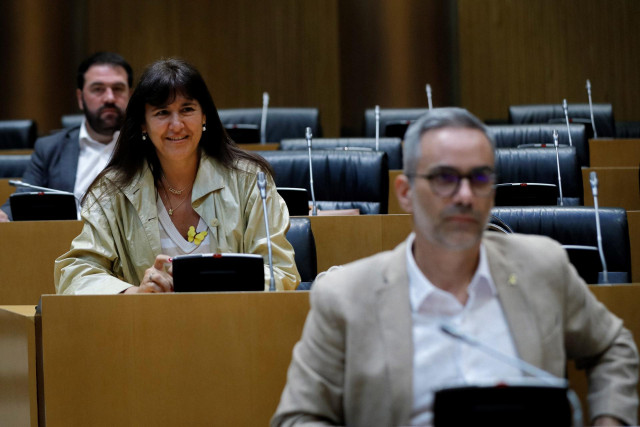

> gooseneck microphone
[590,171,609,285]
[374,105,380,152]
[426,84,433,110]
[305,127,318,216]
[562,99,573,147]
[9,180,72,195]
[260,92,269,144]
[257,172,276,291]
[585,80,598,139]
[553,130,564,206]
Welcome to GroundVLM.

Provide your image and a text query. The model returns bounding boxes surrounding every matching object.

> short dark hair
[77,52,133,89]
[403,107,494,175]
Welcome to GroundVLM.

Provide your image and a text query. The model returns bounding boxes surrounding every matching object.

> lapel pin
[210,218,220,227]
[508,274,517,286]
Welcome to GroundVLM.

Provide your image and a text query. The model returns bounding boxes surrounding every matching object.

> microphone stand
[9,180,72,195]
[590,171,609,285]
[562,99,573,147]
[260,92,269,144]
[553,130,564,206]
[257,172,276,291]
[426,83,433,110]
[374,105,380,152]
[586,80,598,139]
[306,127,318,216]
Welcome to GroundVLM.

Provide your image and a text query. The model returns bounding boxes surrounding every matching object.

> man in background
[0,51,132,221]
[272,108,638,426]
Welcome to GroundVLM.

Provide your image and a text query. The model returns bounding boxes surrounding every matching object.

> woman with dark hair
[55,58,300,294]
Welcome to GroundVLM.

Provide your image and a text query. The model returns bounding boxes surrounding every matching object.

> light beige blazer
[273,233,638,426]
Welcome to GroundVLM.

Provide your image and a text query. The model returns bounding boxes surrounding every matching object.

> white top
[157,194,211,257]
[74,119,118,210]
[406,233,522,426]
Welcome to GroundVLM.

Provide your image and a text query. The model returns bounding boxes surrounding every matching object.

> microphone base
[597,272,629,285]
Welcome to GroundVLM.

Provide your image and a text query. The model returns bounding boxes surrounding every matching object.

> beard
[430,204,489,251]
[82,98,125,137]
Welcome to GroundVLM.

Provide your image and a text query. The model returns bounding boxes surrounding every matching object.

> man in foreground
[272,108,638,426]
[0,51,132,221]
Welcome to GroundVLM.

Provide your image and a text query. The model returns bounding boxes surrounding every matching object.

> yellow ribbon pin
[187,226,208,246]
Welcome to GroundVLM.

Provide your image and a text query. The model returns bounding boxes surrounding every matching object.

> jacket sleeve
[561,252,639,425]
[54,192,132,295]
[271,276,346,426]
[242,171,301,290]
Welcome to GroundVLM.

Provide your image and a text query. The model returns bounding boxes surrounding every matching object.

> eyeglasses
[408,166,496,197]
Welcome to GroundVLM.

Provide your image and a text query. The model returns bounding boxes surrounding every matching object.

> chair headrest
[280,137,403,169]
[364,108,429,138]
[218,108,321,142]
[258,150,389,214]
[286,217,317,283]
[0,120,38,149]
[0,155,32,178]
[508,104,615,137]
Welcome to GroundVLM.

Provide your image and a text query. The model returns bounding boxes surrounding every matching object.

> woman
[55,58,300,294]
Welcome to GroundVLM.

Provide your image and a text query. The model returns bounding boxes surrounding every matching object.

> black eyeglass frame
[407,166,496,198]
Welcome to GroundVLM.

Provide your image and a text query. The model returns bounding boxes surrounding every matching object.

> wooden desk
[0,305,38,427]
[0,221,82,304]
[0,178,17,204]
[39,293,309,426]
[241,143,280,151]
[581,167,640,211]
[589,139,640,167]
[628,211,640,283]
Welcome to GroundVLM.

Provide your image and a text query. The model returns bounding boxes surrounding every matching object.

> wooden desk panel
[308,214,412,273]
[0,305,38,427]
[628,211,640,283]
[0,178,16,204]
[241,143,280,151]
[40,293,310,426]
[589,139,640,167]
[0,221,82,304]
[582,167,640,211]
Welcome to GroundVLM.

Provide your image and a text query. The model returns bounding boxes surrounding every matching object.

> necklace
[161,185,189,216]
[162,174,187,195]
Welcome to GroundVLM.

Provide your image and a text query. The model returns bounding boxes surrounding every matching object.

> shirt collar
[406,233,496,312]
[79,118,120,148]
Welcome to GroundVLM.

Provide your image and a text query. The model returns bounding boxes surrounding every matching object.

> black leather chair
[495,147,582,206]
[490,206,631,284]
[488,124,589,168]
[0,120,38,149]
[61,114,84,129]
[257,150,389,214]
[0,155,31,178]
[286,217,317,290]
[280,137,403,169]
[218,108,322,143]
[364,108,429,138]
[508,104,615,138]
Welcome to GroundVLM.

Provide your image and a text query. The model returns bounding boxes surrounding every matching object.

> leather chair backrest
[0,155,31,178]
[488,124,589,168]
[508,104,615,138]
[495,147,582,205]
[490,206,631,283]
[280,137,403,169]
[61,114,84,129]
[257,150,389,214]
[364,108,429,138]
[286,217,317,288]
[218,108,322,143]
[0,120,38,149]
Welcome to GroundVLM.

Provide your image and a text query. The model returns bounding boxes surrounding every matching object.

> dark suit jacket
[1,126,80,219]
[272,233,639,426]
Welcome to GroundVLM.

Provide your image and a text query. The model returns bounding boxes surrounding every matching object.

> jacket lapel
[375,240,414,425]
[485,236,544,369]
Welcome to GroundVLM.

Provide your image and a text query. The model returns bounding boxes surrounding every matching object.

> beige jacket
[272,233,638,426]
[55,155,300,294]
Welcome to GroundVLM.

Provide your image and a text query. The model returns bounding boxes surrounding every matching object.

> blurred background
[0,0,638,137]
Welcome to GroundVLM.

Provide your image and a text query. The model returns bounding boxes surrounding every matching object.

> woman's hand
[124,255,174,293]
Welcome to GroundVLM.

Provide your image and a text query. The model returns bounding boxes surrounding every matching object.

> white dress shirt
[406,233,522,426]
[74,120,118,208]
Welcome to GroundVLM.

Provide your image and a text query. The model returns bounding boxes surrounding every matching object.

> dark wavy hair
[84,58,273,201]
[77,51,133,89]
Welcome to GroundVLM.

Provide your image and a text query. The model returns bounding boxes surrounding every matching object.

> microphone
[440,323,567,385]
[305,127,318,216]
[260,92,269,144]
[9,180,73,195]
[562,99,573,147]
[590,172,609,285]
[585,80,598,139]
[426,84,433,110]
[374,105,380,152]
[553,130,564,206]
[257,172,276,291]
